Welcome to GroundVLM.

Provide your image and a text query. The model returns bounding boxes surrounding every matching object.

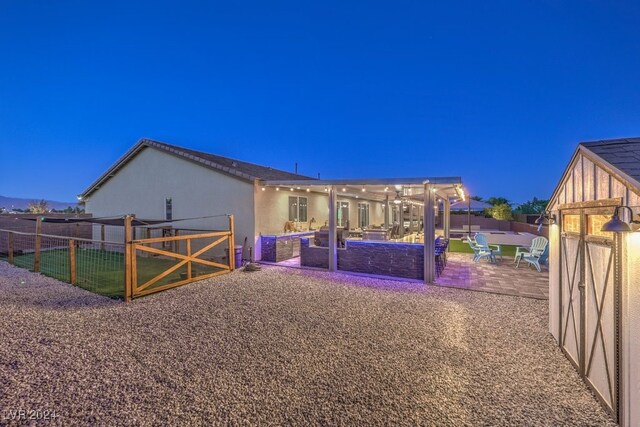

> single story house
[79,139,463,283]
[547,137,640,426]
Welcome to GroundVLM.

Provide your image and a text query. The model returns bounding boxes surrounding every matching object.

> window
[358,203,370,228]
[587,215,613,239]
[288,196,308,222]
[337,201,350,227]
[165,198,172,221]
[563,214,580,233]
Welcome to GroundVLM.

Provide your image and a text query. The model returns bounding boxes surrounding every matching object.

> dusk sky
[1,1,639,204]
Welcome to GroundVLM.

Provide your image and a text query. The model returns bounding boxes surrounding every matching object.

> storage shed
[547,137,640,426]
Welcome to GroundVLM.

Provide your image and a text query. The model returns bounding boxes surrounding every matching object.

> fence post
[228,214,235,271]
[8,232,14,265]
[34,217,42,272]
[174,229,180,254]
[69,239,76,285]
[186,238,192,279]
[100,224,105,251]
[124,215,133,302]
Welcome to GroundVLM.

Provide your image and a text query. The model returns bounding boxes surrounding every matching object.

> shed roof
[548,137,640,209]
[581,137,640,183]
[80,138,315,197]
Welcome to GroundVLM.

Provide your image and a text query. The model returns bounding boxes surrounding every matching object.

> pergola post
[328,186,337,272]
[384,194,389,230]
[444,198,451,246]
[424,183,436,284]
[399,204,405,238]
[409,204,414,234]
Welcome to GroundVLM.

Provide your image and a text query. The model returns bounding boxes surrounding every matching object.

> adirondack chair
[465,235,484,262]
[515,236,548,267]
[522,244,549,272]
[474,233,502,263]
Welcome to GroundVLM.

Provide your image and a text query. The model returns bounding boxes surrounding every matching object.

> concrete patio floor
[0,262,612,426]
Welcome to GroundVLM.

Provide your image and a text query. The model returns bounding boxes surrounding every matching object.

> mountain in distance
[0,195,78,211]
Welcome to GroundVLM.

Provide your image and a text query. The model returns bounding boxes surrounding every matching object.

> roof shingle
[581,137,640,184]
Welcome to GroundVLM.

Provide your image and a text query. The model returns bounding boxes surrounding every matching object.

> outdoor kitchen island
[260,231,315,263]
[300,237,426,279]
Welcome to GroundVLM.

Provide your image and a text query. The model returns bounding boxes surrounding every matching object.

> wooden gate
[559,207,620,419]
[124,215,235,300]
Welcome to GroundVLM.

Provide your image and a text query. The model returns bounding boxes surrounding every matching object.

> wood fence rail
[0,214,235,302]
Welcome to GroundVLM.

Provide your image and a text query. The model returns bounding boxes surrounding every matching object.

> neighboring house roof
[80,138,315,198]
[548,137,640,207]
[581,137,640,184]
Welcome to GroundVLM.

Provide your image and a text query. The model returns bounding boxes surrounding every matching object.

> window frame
[288,196,308,222]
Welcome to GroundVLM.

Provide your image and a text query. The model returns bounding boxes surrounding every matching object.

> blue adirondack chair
[522,244,549,272]
[515,236,548,267]
[465,235,487,262]
[474,233,502,263]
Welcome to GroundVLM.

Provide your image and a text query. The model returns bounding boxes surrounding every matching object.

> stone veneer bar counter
[260,232,315,262]
[300,237,424,280]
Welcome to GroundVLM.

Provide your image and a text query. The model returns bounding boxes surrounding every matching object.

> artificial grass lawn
[8,249,221,299]
[448,239,519,258]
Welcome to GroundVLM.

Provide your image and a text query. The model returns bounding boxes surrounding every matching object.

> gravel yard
[0,262,616,426]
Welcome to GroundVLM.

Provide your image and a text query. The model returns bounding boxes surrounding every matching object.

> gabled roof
[581,137,640,183]
[548,137,640,208]
[80,138,315,198]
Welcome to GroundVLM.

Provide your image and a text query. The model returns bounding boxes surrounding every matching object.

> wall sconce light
[535,211,557,233]
[601,206,639,233]
[534,211,557,225]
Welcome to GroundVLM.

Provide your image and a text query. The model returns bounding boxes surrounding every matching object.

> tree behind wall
[28,199,49,214]
[484,203,513,220]
[514,197,549,214]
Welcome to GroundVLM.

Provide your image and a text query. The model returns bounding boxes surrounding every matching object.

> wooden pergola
[260,177,464,284]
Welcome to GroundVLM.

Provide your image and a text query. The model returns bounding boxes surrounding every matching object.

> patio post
[424,183,436,284]
[409,204,414,233]
[328,185,337,272]
[384,193,389,229]
[444,198,450,244]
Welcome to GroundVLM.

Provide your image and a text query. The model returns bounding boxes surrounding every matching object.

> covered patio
[256,177,464,284]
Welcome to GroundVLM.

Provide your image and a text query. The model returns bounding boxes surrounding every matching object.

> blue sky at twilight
[1,0,640,204]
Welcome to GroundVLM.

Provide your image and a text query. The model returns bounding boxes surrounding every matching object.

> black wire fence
[0,214,235,300]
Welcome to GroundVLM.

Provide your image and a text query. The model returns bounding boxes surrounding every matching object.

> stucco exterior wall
[253,188,387,260]
[84,147,255,246]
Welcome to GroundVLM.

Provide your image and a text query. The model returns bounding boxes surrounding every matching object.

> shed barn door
[584,237,617,416]
[559,209,619,420]
[560,227,582,369]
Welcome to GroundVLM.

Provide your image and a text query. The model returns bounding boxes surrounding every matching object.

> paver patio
[0,261,612,426]
[435,252,549,299]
